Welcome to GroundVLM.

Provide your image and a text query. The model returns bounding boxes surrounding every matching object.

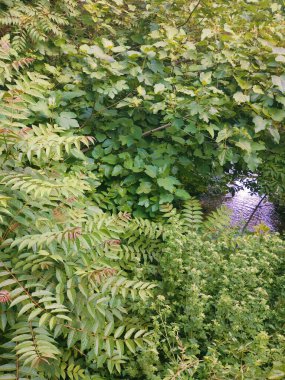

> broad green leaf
[112,165,123,176]
[235,76,251,90]
[268,108,285,122]
[200,71,212,85]
[272,75,285,93]
[253,116,267,132]
[233,91,250,104]
[269,127,280,143]
[154,83,165,94]
[157,177,180,193]
[56,112,80,130]
[216,129,232,143]
[145,165,158,178]
[136,181,152,194]
[201,28,213,40]
[235,139,252,152]
[175,189,190,200]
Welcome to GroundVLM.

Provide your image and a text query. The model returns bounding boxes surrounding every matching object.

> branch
[81,123,172,154]
[2,263,44,311]
[178,0,202,28]
[142,123,171,137]
[241,194,266,234]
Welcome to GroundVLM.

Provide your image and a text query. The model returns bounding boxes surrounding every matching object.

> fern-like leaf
[203,205,232,233]
[181,197,203,230]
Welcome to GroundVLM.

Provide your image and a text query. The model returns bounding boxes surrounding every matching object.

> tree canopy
[1,0,285,215]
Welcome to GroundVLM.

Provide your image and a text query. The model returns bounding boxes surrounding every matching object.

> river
[201,185,285,233]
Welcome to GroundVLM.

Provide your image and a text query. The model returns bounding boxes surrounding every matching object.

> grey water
[201,185,285,233]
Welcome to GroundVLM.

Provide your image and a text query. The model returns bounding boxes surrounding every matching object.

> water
[201,185,285,233]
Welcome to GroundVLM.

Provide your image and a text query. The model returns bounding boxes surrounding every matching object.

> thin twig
[81,122,172,153]
[29,322,42,361]
[142,123,171,137]
[16,356,19,380]
[1,262,44,311]
[178,0,203,28]
[1,202,28,242]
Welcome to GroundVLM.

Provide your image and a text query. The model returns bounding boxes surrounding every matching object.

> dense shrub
[0,32,158,378]
[2,188,285,379]
[120,205,285,379]
[0,1,285,379]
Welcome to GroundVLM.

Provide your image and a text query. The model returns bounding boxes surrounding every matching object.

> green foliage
[203,204,232,233]
[132,211,285,379]
[0,0,78,51]
[1,0,284,215]
[181,198,203,230]
[0,35,156,378]
[256,142,285,205]
[0,1,285,379]
[58,0,285,214]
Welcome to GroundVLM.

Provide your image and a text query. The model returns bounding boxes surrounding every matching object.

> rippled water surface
[201,186,285,233]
